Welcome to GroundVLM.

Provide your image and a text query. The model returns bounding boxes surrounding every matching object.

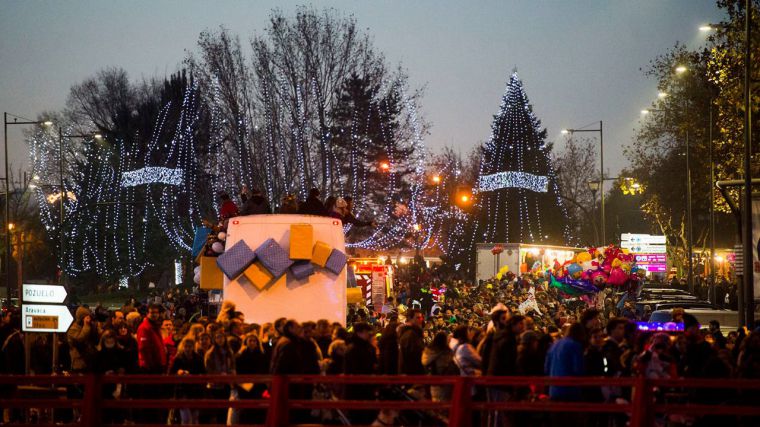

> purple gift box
[290,260,315,280]
[324,249,347,275]
[254,238,293,278]
[216,240,256,279]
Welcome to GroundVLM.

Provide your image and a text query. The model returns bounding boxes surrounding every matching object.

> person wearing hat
[477,304,508,379]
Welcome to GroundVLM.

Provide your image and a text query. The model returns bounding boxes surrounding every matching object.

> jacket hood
[75,306,91,323]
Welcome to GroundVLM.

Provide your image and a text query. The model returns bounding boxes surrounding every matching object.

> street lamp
[562,121,604,245]
[640,69,695,292]
[3,113,52,304]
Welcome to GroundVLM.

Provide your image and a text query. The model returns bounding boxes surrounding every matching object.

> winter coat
[451,339,482,376]
[344,337,378,402]
[170,351,206,399]
[66,307,99,372]
[378,322,399,375]
[344,337,377,375]
[297,196,325,216]
[487,329,519,376]
[96,346,127,374]
[240,195,271,215]
[544,337,585,401]
[422,347,456,376]
[397,324,425,375]
[136,317,166,373]
[270,335,302,374]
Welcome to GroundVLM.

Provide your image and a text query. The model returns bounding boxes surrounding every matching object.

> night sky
[0,0,725,178]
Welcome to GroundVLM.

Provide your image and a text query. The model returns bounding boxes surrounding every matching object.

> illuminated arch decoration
[121,167,184,187]
[477,171,549,193]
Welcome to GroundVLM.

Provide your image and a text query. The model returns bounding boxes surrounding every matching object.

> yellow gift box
[312,241,333,267]
[244,261,274,290]
[289,224,314,260]
[346,287,363,304]
[200,256,223,290]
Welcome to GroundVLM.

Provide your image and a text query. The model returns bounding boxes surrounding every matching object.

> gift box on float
[325,249,347,275]
[254,238,293,278]
[289,224,314,260]
[290,260,315,280]
[312,241,333,267]
[244,261,274,290]
[216,240,256,279]
[200,256,224,290]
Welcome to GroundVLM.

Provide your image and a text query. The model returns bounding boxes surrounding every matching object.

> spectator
[344,322,378,424]
[278,194,299,214]
[545,322,586,402]
[170,338,205,425]
[67,306,99,373]
[378,315,400,375]
[234,333,268,425]
[297,188,326,216]
[398,308,425,375]
[343,196,376,227]
[137,303,167,374]
[204,329,235,424]
[218,192,239,221]
[422,331,456,401]
[240,188,271,215]
[451,325,482,376]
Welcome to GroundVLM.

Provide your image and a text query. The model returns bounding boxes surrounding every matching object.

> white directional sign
[21,304,74,333]
[621,233,667,254]
[22,284,68,304]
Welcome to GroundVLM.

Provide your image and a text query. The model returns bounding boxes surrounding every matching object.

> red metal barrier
[2,374,760,427]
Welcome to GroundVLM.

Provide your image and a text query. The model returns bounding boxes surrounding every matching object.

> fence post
[629,377,651,427]
[265,375,289,427]
[448,376,472,427]
[80,374,101,427]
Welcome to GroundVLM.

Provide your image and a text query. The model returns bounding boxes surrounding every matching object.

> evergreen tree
[475,71,569,244]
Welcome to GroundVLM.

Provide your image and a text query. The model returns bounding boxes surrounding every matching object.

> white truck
[475,242,582,282]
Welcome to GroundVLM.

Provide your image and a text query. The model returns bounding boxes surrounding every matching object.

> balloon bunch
[548,245,644,296]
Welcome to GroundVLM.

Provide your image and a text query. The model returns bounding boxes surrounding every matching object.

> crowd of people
[2,269,759,426]
[218,187,376,228]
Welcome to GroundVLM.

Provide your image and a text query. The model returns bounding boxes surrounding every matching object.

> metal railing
[1,374,759,426]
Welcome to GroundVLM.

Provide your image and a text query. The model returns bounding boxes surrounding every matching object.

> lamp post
[562,121,604,245]
[56,128,102,285]
[642,100,694,294]
[3,113,52,304]
[741,0,754,328]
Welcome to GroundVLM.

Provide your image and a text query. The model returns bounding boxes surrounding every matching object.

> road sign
[21,304,73,333]
[22,284,67,304]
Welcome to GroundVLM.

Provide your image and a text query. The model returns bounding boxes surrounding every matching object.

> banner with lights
[477,171,549,193]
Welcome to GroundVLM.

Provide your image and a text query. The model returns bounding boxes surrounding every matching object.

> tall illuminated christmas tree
[476,71,569,244]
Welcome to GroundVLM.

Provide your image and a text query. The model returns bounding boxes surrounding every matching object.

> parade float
[193,215,349,325]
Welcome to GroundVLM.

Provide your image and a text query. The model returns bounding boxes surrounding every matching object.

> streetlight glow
[561,129,570,135]
[658,92,668,99]
[675,65,687,74]
[43,121,53,126]
[699,25,713,32]
[432,175,441,184]
[94,133,103,139]
[641,109,650,115]
[380,161,390,171]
